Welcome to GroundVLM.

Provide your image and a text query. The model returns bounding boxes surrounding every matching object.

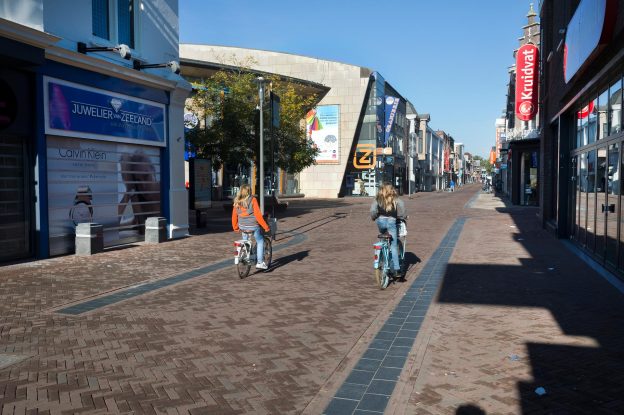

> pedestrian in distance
[450,179,455,192]
[232,184,271,270]
[370,183,406,277]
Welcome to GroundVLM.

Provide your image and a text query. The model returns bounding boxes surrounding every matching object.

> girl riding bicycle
[370,183,406,276]
[232,184,271,270]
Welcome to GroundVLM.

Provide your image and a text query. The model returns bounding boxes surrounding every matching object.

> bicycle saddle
[241,230,255,235]
[378,232,393,240]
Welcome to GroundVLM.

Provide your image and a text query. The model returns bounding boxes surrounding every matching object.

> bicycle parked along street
[373,218,407,289]
[234,230,272,279]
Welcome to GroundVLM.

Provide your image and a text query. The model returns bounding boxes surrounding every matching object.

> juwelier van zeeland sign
[44,77,166,146]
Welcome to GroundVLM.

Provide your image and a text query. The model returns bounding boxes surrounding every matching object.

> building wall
[179,45,370,198]
[0,0,43,30]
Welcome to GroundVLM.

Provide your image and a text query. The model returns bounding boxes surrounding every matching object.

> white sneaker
[255,262,268,270]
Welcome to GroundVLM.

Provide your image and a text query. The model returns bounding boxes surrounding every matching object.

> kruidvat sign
[384,96,400,146]
[44,77,166,146]
[564,0,617,83]
[515,44,539,121]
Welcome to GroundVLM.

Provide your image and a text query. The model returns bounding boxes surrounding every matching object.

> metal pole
[257,77,265,214]
[270,91,275,219]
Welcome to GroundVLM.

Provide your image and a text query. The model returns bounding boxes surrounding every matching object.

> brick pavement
[0,189,467,414]
[1,185,623,414]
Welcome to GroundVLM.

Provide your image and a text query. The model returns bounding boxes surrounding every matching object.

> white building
[0,0,190,260]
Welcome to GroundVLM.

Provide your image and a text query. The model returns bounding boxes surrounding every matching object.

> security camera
[169,61,180,75]
[117,44,132,60]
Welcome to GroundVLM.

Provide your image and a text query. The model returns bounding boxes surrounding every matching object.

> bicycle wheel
[237,245,252,279]
[375,249,390,289]
[263,236,272,269]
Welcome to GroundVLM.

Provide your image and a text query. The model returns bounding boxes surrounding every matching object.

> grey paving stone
[324,398,358,415]
[335,383,368,400]
[367,379,397,396]
[357,393,390,413]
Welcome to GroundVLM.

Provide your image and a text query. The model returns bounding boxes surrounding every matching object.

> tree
[473,155,492,175]
[184,63,319,177]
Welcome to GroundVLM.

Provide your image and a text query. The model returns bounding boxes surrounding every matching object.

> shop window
[609,78,622,135]
[579,101,589,147]
[588,98,597,144]
[597,88,608,140]
[576,111,582,149]
[92,0,136,49]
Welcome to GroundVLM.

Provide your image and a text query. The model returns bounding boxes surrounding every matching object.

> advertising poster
[47,137,161,255]
[190,158,212,209]
[306,105,340,163]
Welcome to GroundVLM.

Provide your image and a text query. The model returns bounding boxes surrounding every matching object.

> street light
[254,76,266,214]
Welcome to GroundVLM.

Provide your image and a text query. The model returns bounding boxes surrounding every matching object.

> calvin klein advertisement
[47,136,161,255]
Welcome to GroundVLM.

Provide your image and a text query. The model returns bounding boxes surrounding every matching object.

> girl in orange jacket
[232,184,270,269]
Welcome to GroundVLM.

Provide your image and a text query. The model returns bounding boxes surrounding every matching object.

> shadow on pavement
[265,250,310,272]
[456,404,486,415]
[403,251,422,273]
[436,197,624,413]
[189,199,355,236]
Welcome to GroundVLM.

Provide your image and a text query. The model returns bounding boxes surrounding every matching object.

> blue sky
[179,0,536,158]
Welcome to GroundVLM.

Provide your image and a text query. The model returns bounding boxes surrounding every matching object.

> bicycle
[234,230,272,279]
[373,219,406,289]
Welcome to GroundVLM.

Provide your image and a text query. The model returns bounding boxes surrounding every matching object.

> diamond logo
[110,98,122,112]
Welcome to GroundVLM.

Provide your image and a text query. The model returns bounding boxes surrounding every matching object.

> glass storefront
[343,72,407,196]
[571,72,624,275]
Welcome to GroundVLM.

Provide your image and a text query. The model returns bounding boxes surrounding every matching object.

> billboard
[306,105,340,163]
[44,77,166,146]
[47,137,161,255]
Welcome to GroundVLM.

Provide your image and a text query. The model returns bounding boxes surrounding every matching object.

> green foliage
[473,155,493,174]
[185,64,319,174]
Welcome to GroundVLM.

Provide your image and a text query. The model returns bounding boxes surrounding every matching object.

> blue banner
[46,78,166,146]
[384,96,399,146]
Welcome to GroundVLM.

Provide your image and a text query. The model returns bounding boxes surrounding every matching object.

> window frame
[91,0,141,54]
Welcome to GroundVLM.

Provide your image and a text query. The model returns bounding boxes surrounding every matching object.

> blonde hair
[233,184,251,208]
[376,184,398,212]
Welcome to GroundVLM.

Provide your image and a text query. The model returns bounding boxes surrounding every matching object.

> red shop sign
[515,44,539,121]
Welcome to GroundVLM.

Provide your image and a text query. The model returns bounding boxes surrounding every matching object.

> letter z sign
[353,144,376,169]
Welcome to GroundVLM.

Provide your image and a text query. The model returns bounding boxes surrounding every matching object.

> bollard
[145,217,167,244]
[75,223,104,256]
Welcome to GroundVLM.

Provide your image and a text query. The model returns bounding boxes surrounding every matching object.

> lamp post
[254,76,266,214]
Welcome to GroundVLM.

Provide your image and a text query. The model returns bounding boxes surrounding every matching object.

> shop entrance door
[605,143,619,268]
[595,146,607,260]
[0,134,31,261]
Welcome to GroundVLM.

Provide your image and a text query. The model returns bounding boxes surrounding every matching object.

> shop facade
[1,1,190,261]
[540,0,624,276]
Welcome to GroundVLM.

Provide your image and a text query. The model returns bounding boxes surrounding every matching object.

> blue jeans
[376,216,400,272]
[242,227,264,264]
